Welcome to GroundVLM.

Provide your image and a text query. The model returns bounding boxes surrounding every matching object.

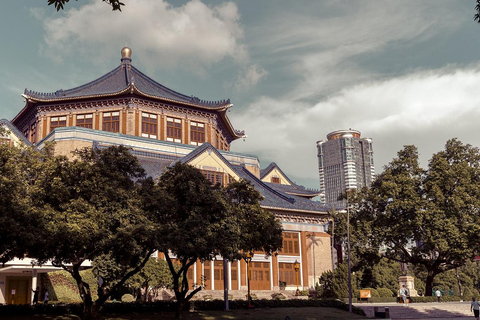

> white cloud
[231,65,480,183]
[248,0,463,101]
[37,0,247,74]
[234,64,268,91]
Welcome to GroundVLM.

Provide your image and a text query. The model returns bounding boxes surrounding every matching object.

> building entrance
[6,277,30,305]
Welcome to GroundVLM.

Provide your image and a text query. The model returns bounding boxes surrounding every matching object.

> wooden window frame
[190,121,205,145]
[141,112,158,139]
[201,170,224,186]
[271,176,281,184]
[279,232,300,255]
[102,112,120,133]
[76,114,93,129]
[50,116,67,132]
[166,117,182,143]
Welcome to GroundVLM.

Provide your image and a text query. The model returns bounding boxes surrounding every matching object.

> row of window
[186,260,300,286]
[48,112,206,145]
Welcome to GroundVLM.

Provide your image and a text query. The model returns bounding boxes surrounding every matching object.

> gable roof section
[260,162,320,198]
[175,142,241,180]
[236,165,330,214]
[0,119,31,146]
[260,162,295,184]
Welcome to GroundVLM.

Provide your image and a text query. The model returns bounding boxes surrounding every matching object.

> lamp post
[294,260,300,296]
[245,251,254,309]
[346,193,352,313]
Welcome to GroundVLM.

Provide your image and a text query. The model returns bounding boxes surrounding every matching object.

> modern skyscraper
[316,129,375,208]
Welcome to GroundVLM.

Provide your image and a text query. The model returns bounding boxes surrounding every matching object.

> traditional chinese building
[1,48,332,304]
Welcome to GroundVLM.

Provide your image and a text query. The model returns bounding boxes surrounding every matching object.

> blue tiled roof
[0,119,31,145]
[235,165,330,213]
[130,144,329,214]
[265,182,320,197]
[24,63,229,109]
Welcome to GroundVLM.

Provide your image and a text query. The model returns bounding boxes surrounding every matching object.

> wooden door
[7,277,30,305]
[250,262,270,290]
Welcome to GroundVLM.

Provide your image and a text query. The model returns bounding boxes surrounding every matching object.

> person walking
[400,285,409,306]
[435,288,442,302]
[43,291,49,305]
[472,297,480,320]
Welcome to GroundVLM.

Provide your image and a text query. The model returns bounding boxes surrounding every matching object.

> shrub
[377,287,395,297]
[121,294,135,302]
[271,293,286,300]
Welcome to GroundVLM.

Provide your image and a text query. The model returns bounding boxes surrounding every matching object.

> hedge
[0,298,366,317]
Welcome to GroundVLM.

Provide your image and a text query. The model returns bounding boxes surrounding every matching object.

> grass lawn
[2,307,367,320]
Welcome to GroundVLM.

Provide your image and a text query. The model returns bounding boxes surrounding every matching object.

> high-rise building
[316,129,375,208]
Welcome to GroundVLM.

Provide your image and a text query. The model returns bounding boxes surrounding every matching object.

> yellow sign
[359,290,371,298]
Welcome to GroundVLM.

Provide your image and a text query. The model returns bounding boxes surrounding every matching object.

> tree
[47,0,124,11]
[31,146,157,319]
[122,257,174,301]
[145,163,283,320]
[352,139,480,295]
[0,144,47,264]
[475,0,480,23]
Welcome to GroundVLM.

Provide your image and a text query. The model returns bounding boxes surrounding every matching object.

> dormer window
[271,176,281,184]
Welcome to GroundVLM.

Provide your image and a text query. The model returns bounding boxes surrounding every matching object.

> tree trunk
[455,267,463,296]
[425,271,436,297]
[175,298,185,320]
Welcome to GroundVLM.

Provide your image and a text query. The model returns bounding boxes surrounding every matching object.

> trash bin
[374,307,390,318]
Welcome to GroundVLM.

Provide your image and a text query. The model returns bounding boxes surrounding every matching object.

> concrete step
[357,302,474,319]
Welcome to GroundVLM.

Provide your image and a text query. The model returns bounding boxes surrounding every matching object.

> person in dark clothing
[31,287,39,305]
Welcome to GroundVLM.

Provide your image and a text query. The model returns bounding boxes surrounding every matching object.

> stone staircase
[357,302,474,319]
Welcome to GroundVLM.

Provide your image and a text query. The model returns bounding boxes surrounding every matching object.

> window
[271,176,281,184]
[76,114,93,129]
[30,123,36,142]
[279,232,300,255]
[103,112,120,133]
[167,117,182,143]
[141,113,157,139]
[190,121,205,145]
[201,170,224,185]
[279,263,296,285]
[50,116,67,132]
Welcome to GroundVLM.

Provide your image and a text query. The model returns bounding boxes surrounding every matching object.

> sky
[1,0,480,189]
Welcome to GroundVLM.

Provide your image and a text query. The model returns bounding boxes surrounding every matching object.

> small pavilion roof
[0,119,31,146]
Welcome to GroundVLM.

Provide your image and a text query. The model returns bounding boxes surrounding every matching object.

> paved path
[355,301,476,319]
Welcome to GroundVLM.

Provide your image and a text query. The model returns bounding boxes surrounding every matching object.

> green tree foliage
[145,162,283,319]
[475,0,480,23]
[0,144,48,264]
[123,257,174,301]
[352,139,480,296]
[318,263,357,299]
[30,146,157,319]
[47,0,124,11]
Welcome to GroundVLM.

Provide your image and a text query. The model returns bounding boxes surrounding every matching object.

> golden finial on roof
[121,47,132,60]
